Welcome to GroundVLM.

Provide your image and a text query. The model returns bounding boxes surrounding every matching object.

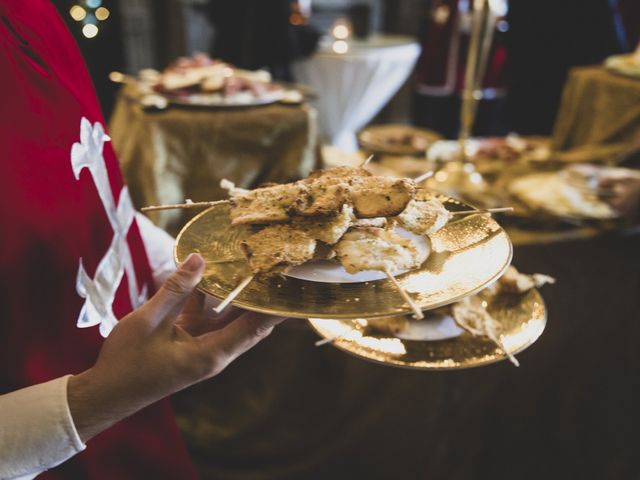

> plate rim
[163,90,285,108]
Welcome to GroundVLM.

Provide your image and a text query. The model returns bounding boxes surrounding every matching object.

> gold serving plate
[358,124,443,156]
[174,192,513,319]
[309,288,547,370]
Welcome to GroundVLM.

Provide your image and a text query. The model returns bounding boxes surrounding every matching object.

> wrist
[67,368,144,443]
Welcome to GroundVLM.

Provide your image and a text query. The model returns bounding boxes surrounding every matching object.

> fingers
[182,290,205,316]
[144,253,205,328]
[176,291,252,336]
[198,312,285,363]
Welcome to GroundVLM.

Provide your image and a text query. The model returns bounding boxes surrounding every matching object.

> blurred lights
[109,71,125,83]
[69,5,87,21]
[289,13,304,26]
[435,171,448,182]
[82,23,99,38]
[332,40,349,54]
[488,0,508,17]
[95,7,110,20]
[72,1,110,39]
[332,24,350,40]
[469,172,483,184]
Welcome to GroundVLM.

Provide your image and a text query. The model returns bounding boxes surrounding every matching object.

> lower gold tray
[309,288,546,370]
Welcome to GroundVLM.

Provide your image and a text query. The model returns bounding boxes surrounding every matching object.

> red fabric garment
[0,1,198,478]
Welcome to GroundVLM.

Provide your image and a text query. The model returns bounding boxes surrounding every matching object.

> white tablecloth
[293,35,421,151]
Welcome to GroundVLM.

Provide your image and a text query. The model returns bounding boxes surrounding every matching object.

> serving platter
[426,136,551,176]
[161,90,286,108]
[358,124,443,156]
[308,287,546,370]
[174,191,513,319]
[507,172,619,221]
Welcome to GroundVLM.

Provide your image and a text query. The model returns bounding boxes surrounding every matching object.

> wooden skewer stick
[141,199,228,212]
[315,337,336,347]
[450,207,514,216]
[488,334,520,367]
[384,266,424,320]
[413,170,434,184]
[213,275,254,314]
[362,154,374,166]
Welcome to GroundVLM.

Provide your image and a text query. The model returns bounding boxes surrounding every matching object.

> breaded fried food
[397,196,451,236]
[312,242,336,260]
[352,217,390,228]
[334,227,427,274]
[295,166,362,216]
[240,224,316,274]
[452,295,519,366]
[292,204,353,244]
[349,177,415,218]
[230,183,308,225]
[294,182,349,216]
[306,166,372,182]
[496,266,556,294]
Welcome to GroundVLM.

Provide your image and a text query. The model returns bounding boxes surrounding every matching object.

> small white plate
[285,228,431,283]
[395,312,464,341]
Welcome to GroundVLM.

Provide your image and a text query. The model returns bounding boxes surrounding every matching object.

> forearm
[0,376,85,479]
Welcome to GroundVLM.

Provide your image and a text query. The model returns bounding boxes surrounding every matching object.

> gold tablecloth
[551,66,640,163]
[110,84,319,234]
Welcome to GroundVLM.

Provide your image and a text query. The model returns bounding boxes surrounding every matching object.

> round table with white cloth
[293,35,421,151]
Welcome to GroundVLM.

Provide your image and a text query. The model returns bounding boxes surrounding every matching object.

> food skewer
[450,207,513,216]
[362,154,374,166]
[487,333,519,367]
[384,266,424,320]
[141,199,227,212]
[412,170,434,184]
[333,226,427,319]
[213,274,254,314]
[315,337,337,347]
[152,166,498,318]
[452,295,519,366]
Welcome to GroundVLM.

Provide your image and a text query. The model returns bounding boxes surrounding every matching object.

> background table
[551,66,640,163]
[110,84,320,234]
[293,35,420,151]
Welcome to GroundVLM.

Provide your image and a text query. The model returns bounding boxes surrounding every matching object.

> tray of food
[427,135,551,175]
[309,266,553,369]
[358,124,443,156]
[132,53,303,108]
[507,168,619,221]
[172,166,513,320]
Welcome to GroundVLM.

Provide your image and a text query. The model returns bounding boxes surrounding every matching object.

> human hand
[598,175,640,219]
[68,253,283,443]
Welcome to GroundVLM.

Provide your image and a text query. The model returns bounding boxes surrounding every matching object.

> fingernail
[179,253,204,272]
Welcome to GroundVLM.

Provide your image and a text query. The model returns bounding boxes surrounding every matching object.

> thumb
[145,253,205,328]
